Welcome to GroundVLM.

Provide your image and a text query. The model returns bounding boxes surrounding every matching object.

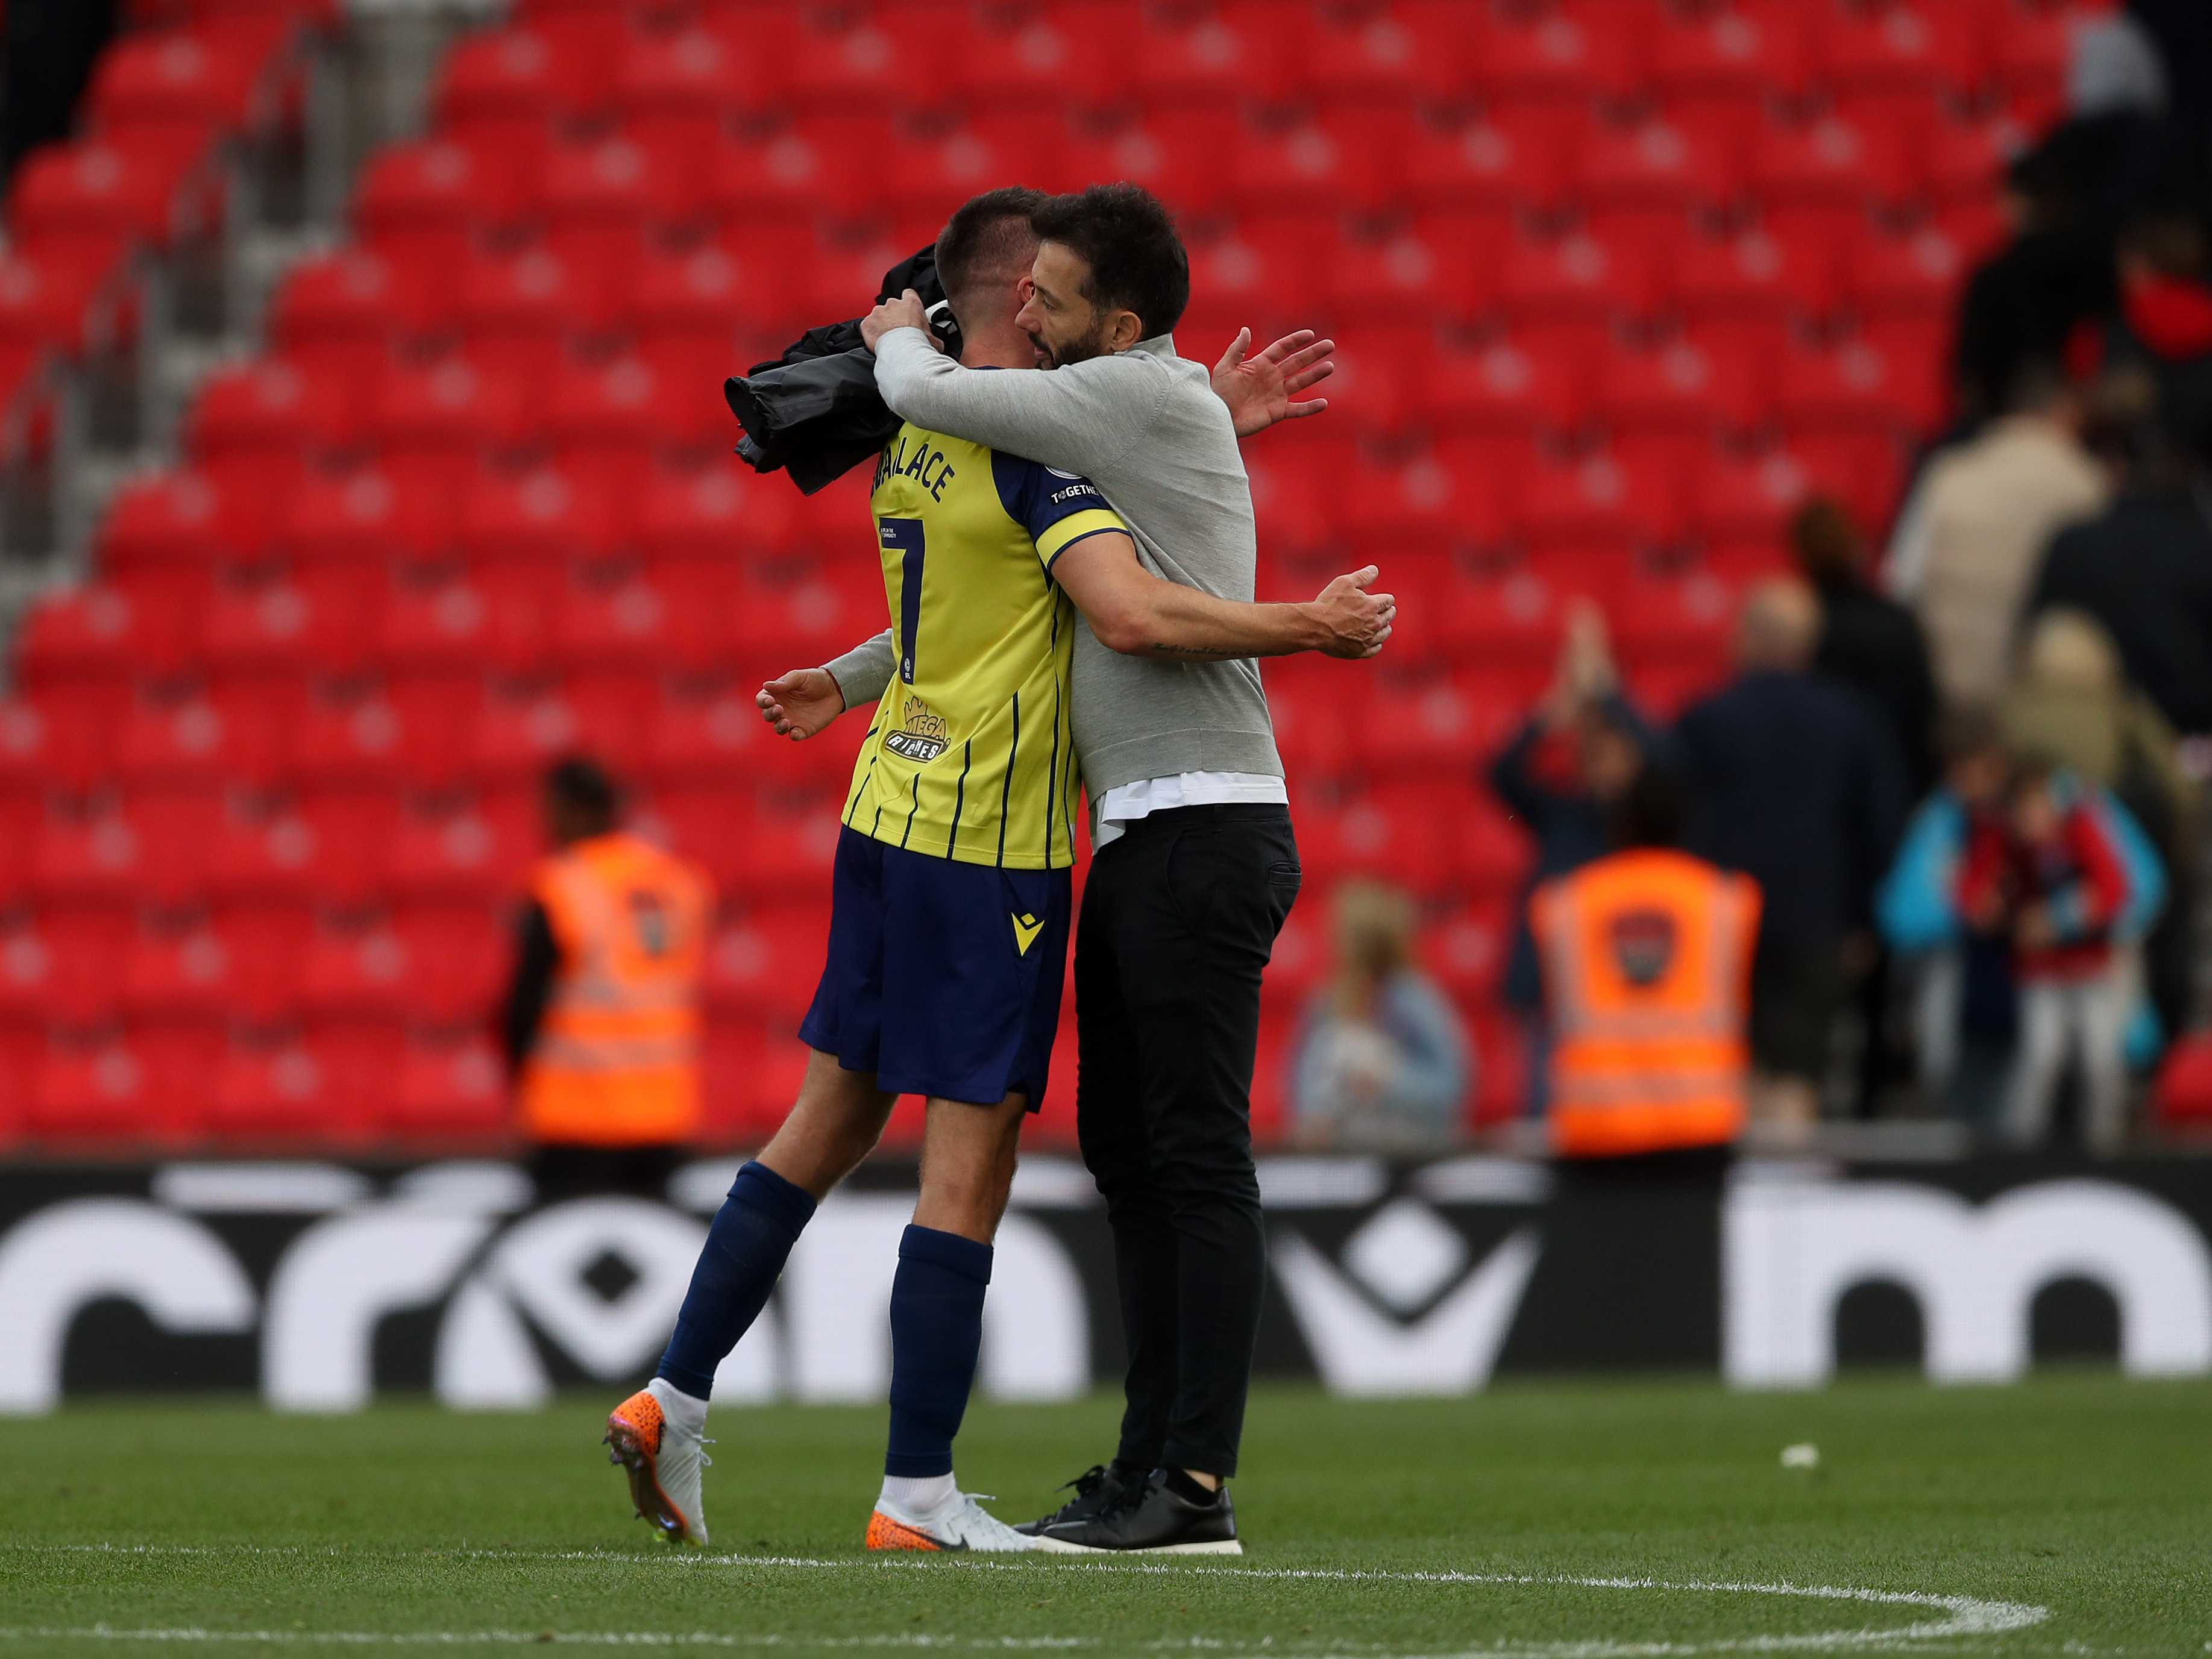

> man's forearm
[875,328,1145,477]
[1100,582,1325,662]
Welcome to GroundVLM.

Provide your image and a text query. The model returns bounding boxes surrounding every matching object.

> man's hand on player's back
[1212,328,1334,437]
[756,669,847,740]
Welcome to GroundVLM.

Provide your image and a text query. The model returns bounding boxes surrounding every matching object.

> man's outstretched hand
[1309,565,1394,659]
[860,288,936,354]
[756,669,846,740]
[1213,327,1335,437]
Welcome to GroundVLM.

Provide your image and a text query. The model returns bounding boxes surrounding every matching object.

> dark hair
[1788,495,1860,587]
[935,186,1046,313]
[545,756,619,833]
[1606,764,1686,851]
[1029,183,1190,339]
[1936,703,2004,765]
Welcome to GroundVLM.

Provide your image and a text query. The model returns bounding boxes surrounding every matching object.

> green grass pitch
[3,1373,2208,1656]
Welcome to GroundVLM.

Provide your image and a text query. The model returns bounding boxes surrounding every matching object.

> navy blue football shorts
[799,827,1072,1109]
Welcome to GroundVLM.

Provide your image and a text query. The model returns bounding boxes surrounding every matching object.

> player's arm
[1054,531,1392,662]
[756,630,895,740]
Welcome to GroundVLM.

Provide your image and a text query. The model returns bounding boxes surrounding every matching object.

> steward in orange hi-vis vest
[1532,847,1761,1158]
[518,829,713,1148]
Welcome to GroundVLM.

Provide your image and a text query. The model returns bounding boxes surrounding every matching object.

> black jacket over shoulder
[722,245,956,495]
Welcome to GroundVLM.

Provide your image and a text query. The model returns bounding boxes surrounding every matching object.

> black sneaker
[1012,1463,1137,1537]
[1043,1470,1242,1555]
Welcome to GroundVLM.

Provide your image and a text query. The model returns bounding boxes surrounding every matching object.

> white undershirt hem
[1092,771,1289,848]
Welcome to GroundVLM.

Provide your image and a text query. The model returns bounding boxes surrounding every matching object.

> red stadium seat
[1773,330,1943,431]
[1817,1,1991,96]
[13,575,204,684]
[368,356,536,476]
[1471,7,1646,103]
[1926,108,2035,208]
[1421,331,1591,435]
[1689,444,1822,548]
[701,900,821,1026]
[543,349,721,470]
[301,902,501,1020]
[386,788,536,900]
[0,687,124,794]
[458,464,612,564]
[1747,108,1922,213]
[113,677,297,786]
[1515,444,1685,548]
[186,356,363,465]
[623,239,790,348]
[33,786,222,904]
[1303,2,1473,104]
[84,23,281,139]
[1227,110,1413,213]
[387,1026,509,1141]
[1066,110,1242,217]
[1648,3,1814,99]
[953,12,1114,110]
[1594,332,1770,434]
[7,131,215,249]
[280,463,453,566]
[30,1024,221,1145]
[613,19,752,148]
[435,17,620,133]
[209,1020,389,1144]
[0,905,133,1023]
[1497,227,1659,322]
[1405,105,1581,212]
[1130,5,1296,107]
[1573,113,1741,213]
[1844,222,1975,321]
[702,116,899,224]
[201,565,380,675]
[786,10,954,107]
[266,245,432,383]
[1671,222,1838,324]
[98,466,271,570]
[354,133,538,269]
[0,236,127,356]
[453,243,619,378]
[121,903,308,1022]
[538,130,704,267]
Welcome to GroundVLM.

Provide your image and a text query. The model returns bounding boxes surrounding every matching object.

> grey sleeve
[825,630,896,709]
[873,328,1161,477]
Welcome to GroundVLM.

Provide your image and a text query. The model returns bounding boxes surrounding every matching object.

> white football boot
[605,1378,710,1546]
[867,1490,1082,1554]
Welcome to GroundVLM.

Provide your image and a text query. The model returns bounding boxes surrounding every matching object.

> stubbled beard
[1043,321,1114,368]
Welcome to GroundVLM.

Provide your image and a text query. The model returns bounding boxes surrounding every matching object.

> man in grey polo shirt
[822,183,1372,1553]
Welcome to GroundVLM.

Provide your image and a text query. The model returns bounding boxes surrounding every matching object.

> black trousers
[1074,803,1299,1478]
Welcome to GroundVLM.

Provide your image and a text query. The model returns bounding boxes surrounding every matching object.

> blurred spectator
[1289,879,1469,1153]
[1887,359,2108,709]
[503,758,714,1201]
[2030,369,2212,737]
[2002,607,2196,1038]
[1959,756,2144,1152]
[1488,601,1666,1113]
[1676,579,1905,1137]
[1878,709,2023,1125]
[1530,764,1758,1159]
[1793,496,1940,794]
[2108,205,2212,467]
[1879,710,2166,1129]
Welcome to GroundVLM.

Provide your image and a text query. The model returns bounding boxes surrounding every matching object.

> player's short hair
[545,756,620,833]
[936,186,1046,315]
[1030,183,1190,340]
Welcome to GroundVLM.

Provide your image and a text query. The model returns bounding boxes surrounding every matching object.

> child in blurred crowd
[1958,757,2135,1151]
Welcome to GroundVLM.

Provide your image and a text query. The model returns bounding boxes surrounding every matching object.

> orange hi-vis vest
[1531,847,1761,1158]
[518,830,713,1148]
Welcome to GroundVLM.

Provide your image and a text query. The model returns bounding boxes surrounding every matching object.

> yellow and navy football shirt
[842,419,1126,870]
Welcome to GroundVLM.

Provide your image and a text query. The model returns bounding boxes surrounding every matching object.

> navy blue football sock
[655,1161,817,1400]
[884,1225,994,1478]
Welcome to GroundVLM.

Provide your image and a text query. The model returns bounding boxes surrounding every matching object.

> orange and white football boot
[605,1379,709,1546]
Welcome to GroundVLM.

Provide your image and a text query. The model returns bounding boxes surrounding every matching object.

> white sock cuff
[880,1472,957,1514]
[648,1376,708,1437]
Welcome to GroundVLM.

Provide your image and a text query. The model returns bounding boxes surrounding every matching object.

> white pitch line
[1,1549,2052,1656]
